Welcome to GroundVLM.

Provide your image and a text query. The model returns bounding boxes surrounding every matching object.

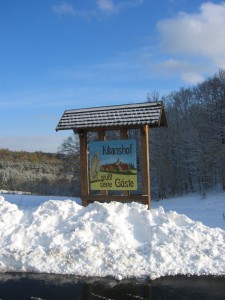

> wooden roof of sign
[56,101,167,132]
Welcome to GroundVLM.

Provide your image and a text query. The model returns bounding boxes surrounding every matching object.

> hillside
[0,149,80,196]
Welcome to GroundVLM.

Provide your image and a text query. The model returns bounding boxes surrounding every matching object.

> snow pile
[152,191,225,230]
[0,195,225,280]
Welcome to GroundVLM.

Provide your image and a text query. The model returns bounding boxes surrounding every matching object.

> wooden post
[98,130,108,196]
[120,128,129,196]
[140,125,151,208]
[120,128,128,139]
[79,130,89,206]
[98,130,106,141]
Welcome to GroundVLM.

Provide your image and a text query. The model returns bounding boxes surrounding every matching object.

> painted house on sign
[56,101,167,208]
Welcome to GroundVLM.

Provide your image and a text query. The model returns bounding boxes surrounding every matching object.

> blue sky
[1,0,225,152]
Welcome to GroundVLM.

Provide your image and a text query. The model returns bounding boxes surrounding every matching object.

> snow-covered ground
[0,191,224,280]
[152,191,225,230]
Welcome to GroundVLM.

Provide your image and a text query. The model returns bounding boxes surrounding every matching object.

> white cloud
[155,1,225,84]
[97,0,116,13]
[152,58,208,84]
[100,0,145,14]
[52,1,77,16]
[157,2,225,67]
[52,2,97,19]
[180,72,205,85]
[117,0,144,10]
[52,0,144,18]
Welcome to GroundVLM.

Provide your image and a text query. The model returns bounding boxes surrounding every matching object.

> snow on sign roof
[56,101,167,132]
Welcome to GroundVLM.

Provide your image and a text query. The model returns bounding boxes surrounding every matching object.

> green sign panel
[89,139,137,190]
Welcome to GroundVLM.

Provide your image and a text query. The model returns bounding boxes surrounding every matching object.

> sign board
[89,139,137,190]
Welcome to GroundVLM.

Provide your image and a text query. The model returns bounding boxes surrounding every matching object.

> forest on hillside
[0,70,224,198]
[0,149,80,196]
[150,69,225,198]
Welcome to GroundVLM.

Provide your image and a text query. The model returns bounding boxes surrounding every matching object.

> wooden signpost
[56,102,167,208]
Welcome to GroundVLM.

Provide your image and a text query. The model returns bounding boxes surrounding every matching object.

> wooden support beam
[140,125,151,208]
[98,130,108,196]
[120,128,128,139]
[78,130,89,206]
[120,129,130,196]
[98,130,106,141]
[82,194,149,205]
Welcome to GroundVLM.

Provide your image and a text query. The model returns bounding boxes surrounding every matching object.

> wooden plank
[78,130,89,206]
[98,130,108,196]
[159,104,168,127]
[73,124,160,134]
[120,128,128,139]
[82,194,149,205]
[120,129,129,196]
[140,125,151,208]
[98,130,106,141]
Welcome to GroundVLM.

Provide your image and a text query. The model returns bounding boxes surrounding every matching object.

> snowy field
[0,191,224,280]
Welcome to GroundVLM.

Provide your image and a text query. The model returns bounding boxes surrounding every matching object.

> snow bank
[152,191,225,230]
[0,195,224,280]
